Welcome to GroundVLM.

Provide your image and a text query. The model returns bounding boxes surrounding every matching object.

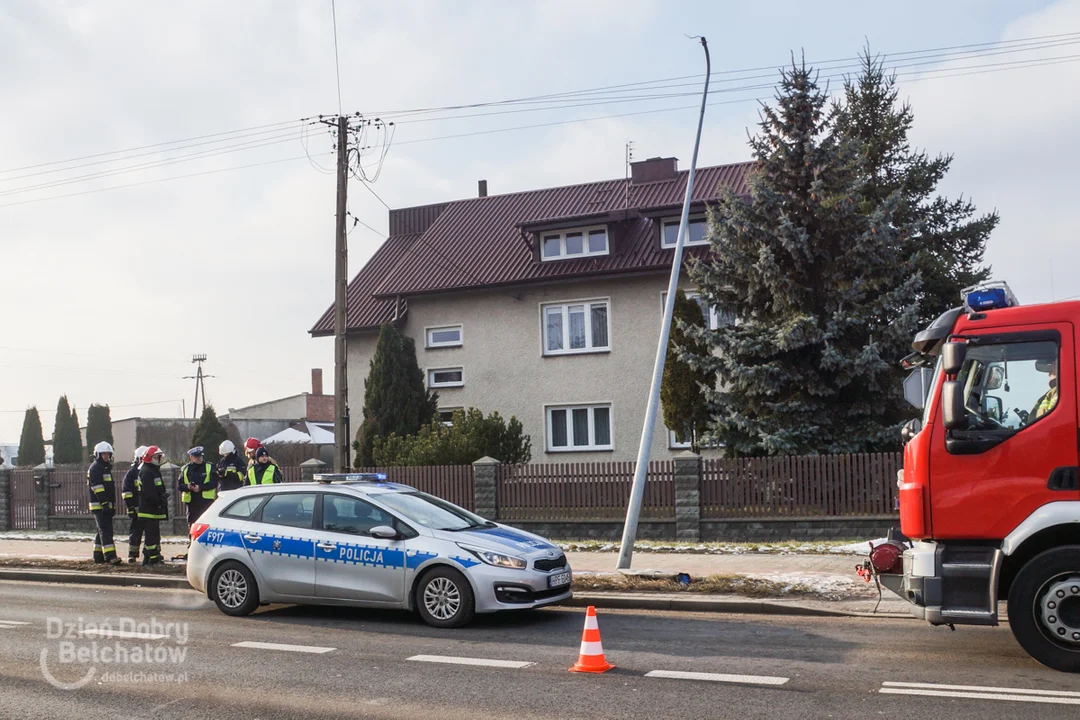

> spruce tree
[356,323,438,466]
[85,404,114,456]
[832,48,996,329]
[191,406,228,463]
[687,59,919,456]
[17,407,45,466]
[661,290,712,453]
[52,396,83,464]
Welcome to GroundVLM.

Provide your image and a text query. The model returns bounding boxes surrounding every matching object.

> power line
[0,400,186,414]
[0,118,308,175]
[331,0,343,116]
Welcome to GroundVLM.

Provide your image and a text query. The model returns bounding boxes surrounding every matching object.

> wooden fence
[355,466,475,511]
[498,461,676,521]
[700,452,902,518]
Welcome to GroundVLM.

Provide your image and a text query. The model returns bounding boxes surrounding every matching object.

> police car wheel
[210,561,260,617]
[416,567,475,628]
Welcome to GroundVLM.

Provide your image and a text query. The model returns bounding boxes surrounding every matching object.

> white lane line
[79,629,168,640]
[883,681,1080,698]
[0,621,30,626]
[231,641,335,654]
[645,670,789,686]
[407,655,534,669]
[880,688,1080,706]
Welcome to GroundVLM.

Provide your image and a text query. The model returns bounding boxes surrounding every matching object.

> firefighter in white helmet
[122,446,148,563]
[216,439,246,492]
[87,441,122,565]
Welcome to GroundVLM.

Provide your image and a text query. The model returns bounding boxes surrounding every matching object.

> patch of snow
[831,538,888,555]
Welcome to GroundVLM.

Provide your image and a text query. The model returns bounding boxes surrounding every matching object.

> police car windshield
[376,491,492,531]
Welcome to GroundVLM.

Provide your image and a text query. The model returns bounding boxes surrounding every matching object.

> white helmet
[93,441,114,458]
[219,439,235,455]
[134,445,148,462]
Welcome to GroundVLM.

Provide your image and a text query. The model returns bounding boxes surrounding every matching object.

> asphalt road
[0,580,1078,719]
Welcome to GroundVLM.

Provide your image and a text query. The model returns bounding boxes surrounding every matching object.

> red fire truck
[871,282,1080,671]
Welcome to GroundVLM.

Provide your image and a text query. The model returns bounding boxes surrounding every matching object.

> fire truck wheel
[1007,545,1080,673]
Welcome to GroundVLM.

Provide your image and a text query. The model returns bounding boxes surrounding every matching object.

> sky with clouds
[1,0,1076,441]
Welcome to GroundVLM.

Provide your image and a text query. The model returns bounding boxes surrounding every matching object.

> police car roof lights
[961,281,1019,313]
[314,472,388,484]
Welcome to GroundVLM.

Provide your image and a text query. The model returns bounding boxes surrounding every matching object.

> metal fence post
[300,458,328,482]
[472,456,500,521]
[33,463,51,531]
[673,451,701,541]
[0,468,10,532]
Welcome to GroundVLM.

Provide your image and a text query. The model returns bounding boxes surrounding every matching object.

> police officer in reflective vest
[180,446,217,520]
[122,445,147,563]
[87,441,123,565]
[136,446,168,565]
[247,447,283,485]
[216,440,246,492]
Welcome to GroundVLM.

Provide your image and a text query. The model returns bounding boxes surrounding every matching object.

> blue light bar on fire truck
[961,281,1019,312]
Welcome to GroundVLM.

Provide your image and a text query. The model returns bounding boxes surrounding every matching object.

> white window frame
[661,290,736,331]
[660,214,709,248]
[540,298,611,356]
[438,407,463,426]
[427,367,464,388]
[425,324,463,348]
[539,225,610,261]
[545,403,613,452]
[669,427,693,450]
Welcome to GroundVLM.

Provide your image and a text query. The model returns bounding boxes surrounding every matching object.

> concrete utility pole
[183,354,212,418]
[333,114,350,472]
[617,37,711,570]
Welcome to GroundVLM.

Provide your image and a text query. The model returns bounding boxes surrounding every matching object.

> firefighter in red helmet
[136,446,168,565]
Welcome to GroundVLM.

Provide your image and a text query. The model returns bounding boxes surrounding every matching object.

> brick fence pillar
[300,458,328,482]
[673,450,701,541]
[472,456,500,520]
[0,468,10,531]
[160,462,182,535]
[33,464,51,531]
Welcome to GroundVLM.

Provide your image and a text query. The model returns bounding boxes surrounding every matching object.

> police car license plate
[548,571,571,588]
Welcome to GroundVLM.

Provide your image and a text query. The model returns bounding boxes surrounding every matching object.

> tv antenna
[182,354,215,418]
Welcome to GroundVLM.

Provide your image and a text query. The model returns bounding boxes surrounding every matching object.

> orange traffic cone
[569,605,614,673]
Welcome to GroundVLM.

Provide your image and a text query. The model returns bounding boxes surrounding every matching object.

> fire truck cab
[890,282,1080,672]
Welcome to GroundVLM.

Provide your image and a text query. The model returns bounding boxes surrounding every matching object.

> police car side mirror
[942,380,966,430]
[942,341,966,376]
[369,525,398,540]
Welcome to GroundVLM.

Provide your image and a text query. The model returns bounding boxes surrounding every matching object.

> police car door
[314,493,406,604]
[240,492,317,598]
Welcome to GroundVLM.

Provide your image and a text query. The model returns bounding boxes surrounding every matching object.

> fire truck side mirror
[942,341,966,376]
[942,380,966,429]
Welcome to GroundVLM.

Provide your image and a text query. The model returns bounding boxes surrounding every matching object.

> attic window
[660,215,709,248]
[540,226,609,261]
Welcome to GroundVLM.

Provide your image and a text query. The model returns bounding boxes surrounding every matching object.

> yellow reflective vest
[247,463,280,485]
[180,463,216,504]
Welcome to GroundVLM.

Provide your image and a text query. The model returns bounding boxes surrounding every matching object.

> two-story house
[311,156,751,461]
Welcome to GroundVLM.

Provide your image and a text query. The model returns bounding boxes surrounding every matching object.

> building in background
[311,158,748,461]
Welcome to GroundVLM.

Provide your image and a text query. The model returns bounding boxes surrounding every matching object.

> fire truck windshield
[952,340,1058,431]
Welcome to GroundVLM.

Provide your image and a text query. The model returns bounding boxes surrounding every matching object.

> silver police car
[186,474,572,627]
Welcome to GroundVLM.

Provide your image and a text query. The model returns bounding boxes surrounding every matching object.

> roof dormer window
[540,226,609,261]
[660,215,709,248]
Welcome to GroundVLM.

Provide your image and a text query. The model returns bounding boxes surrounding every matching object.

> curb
[0,568,912,619]
[0,568,190,590]
[564,592,862,617]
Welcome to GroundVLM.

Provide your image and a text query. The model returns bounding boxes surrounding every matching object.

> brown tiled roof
[310,161,752,335]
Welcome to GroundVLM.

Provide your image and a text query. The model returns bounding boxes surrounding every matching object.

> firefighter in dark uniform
[121,445,147,563]
[215,440,247,492]
[177,446,217,561]
[136,446,169,565]
[247,447,283,485]
[87,441,123,565]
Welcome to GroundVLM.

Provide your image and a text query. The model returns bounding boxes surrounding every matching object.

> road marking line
[645,670,789,686]
[881,682,1080,699]
[231,641,335,654]
[407,655,534,669]
[882,681,1080,698]
[0,621,30,625]
[880,688,1080,706]
[79,629,167,640]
